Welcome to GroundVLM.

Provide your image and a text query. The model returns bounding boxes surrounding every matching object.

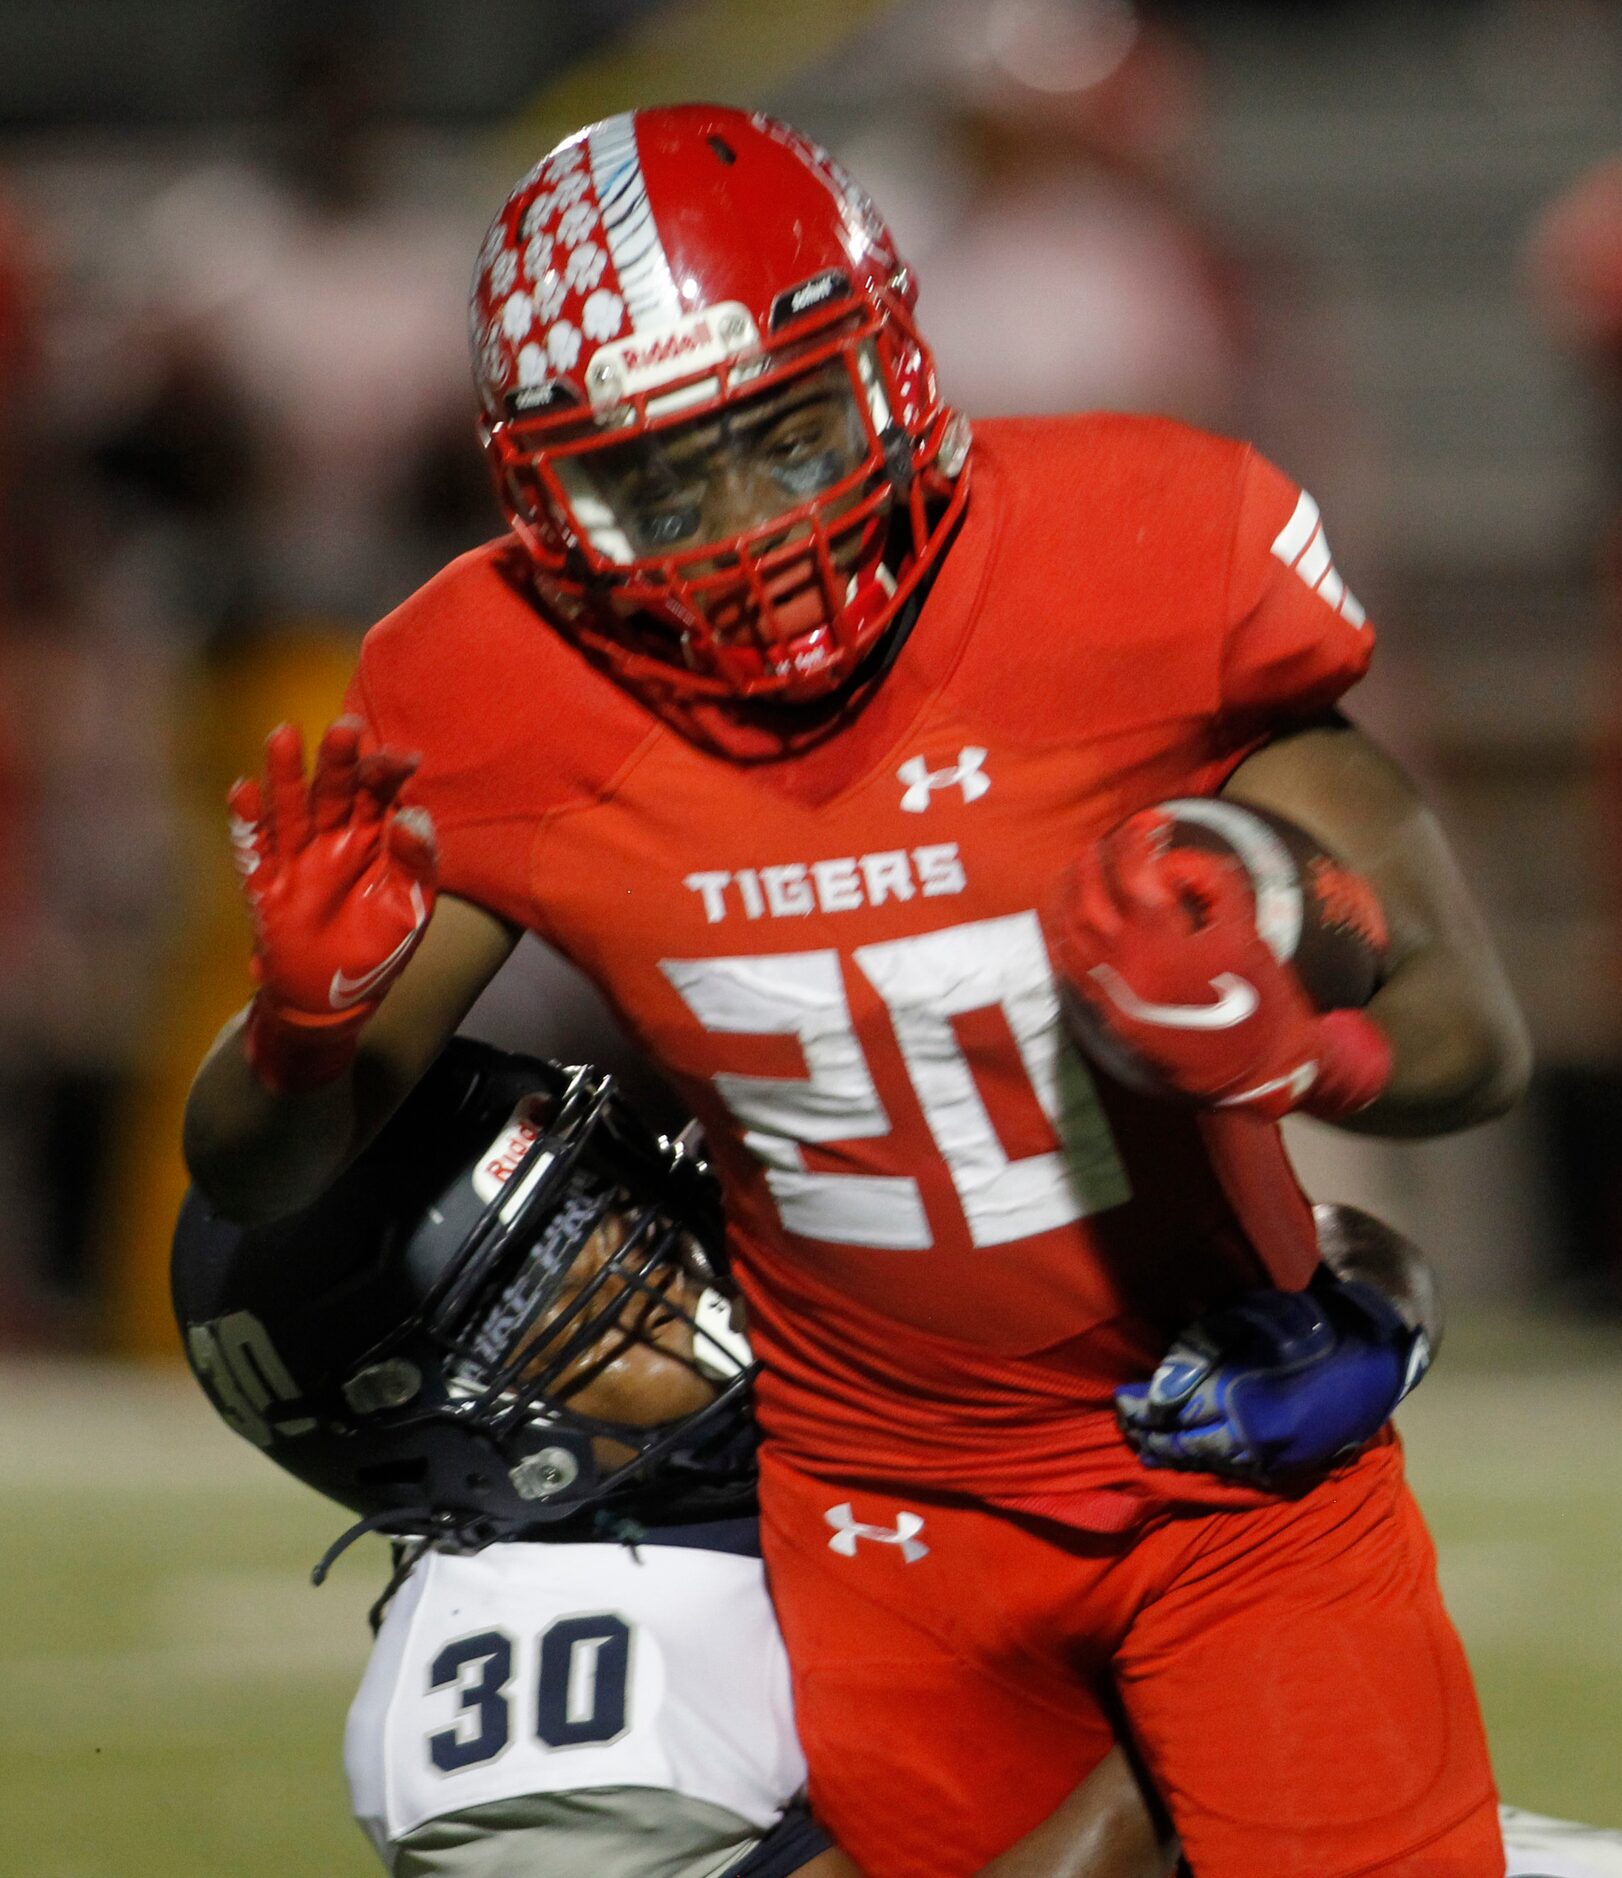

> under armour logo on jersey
[824,1502,930,1563]
[898,747,990,813]
[1270,491,1367,627]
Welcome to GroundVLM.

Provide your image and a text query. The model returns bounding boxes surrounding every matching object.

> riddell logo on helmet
[588,302,760,409]
[473,1096,553,1203]
[625,321,714,373]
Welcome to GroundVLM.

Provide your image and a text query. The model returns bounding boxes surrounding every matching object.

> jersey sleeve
[1220,450,1374,724]
[340,662,380,742]
[342,643,551,941]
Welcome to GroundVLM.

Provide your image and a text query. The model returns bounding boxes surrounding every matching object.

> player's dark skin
[184,386,1527,1878]
[585,359,868,557]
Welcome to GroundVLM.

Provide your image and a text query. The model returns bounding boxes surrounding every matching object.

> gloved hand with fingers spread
[1043,808,1390,1122]
[230,719,438,1095]
[1114,1268,1431,1483]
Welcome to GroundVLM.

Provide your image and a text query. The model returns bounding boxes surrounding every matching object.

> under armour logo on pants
[824,1502,930,1562]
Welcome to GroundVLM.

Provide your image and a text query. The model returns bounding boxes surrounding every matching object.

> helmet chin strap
[840,493,965,695]
[311,1505,471,1588]
[712,514,900,695]
[692,1286,753,1381]
[880,422,914,492]
[845,554,898,626]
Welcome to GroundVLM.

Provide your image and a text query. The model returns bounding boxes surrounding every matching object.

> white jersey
[345,1532,808,1860]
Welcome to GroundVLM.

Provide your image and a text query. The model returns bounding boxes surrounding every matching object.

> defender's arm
[1116,1205,1440,1483]
[184,890,518,1225]
[973,1746,1176,1878]
[183,720,520,1226]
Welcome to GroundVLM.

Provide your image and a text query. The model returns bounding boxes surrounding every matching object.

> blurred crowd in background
[2,0,1621,1356]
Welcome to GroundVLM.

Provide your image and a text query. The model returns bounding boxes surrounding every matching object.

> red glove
[229,719,438,1095]
[1043,810,1390,1122]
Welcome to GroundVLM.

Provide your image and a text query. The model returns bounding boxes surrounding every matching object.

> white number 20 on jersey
[661,910,1131,1253]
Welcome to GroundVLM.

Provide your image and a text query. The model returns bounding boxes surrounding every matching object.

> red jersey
[348,414,1375,1526]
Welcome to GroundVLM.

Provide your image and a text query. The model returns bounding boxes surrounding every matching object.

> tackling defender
[174,1040,1621,1878]
[174,1038,1157,1878]
[186,106,1537,1874]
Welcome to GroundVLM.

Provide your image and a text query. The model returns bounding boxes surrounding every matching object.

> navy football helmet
[172,1038,756,1565]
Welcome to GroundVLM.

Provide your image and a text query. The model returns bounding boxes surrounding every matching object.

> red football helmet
[470,103,971,703]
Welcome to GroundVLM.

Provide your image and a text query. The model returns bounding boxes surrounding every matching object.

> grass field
[6,1321,1620,1876]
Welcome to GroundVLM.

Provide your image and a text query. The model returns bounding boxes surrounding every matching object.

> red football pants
[760,1439,1501,1878]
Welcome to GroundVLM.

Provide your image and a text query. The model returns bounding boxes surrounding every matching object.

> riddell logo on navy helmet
[769,270,852,331]
[472,1094,552,1203]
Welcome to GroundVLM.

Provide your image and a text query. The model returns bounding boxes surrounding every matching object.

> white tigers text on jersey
[345,1539,807,1858]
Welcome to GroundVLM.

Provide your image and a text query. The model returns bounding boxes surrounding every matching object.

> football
[1154,797,1387,1011]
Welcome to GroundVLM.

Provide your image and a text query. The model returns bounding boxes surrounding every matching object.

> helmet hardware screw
[586,359,625,409]
[511,1446,579,1499]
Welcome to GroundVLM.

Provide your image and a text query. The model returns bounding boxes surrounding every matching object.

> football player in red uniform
[185,106,1532,1876]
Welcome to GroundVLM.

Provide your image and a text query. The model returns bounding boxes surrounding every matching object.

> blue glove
[1115,1271,1432,1484]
